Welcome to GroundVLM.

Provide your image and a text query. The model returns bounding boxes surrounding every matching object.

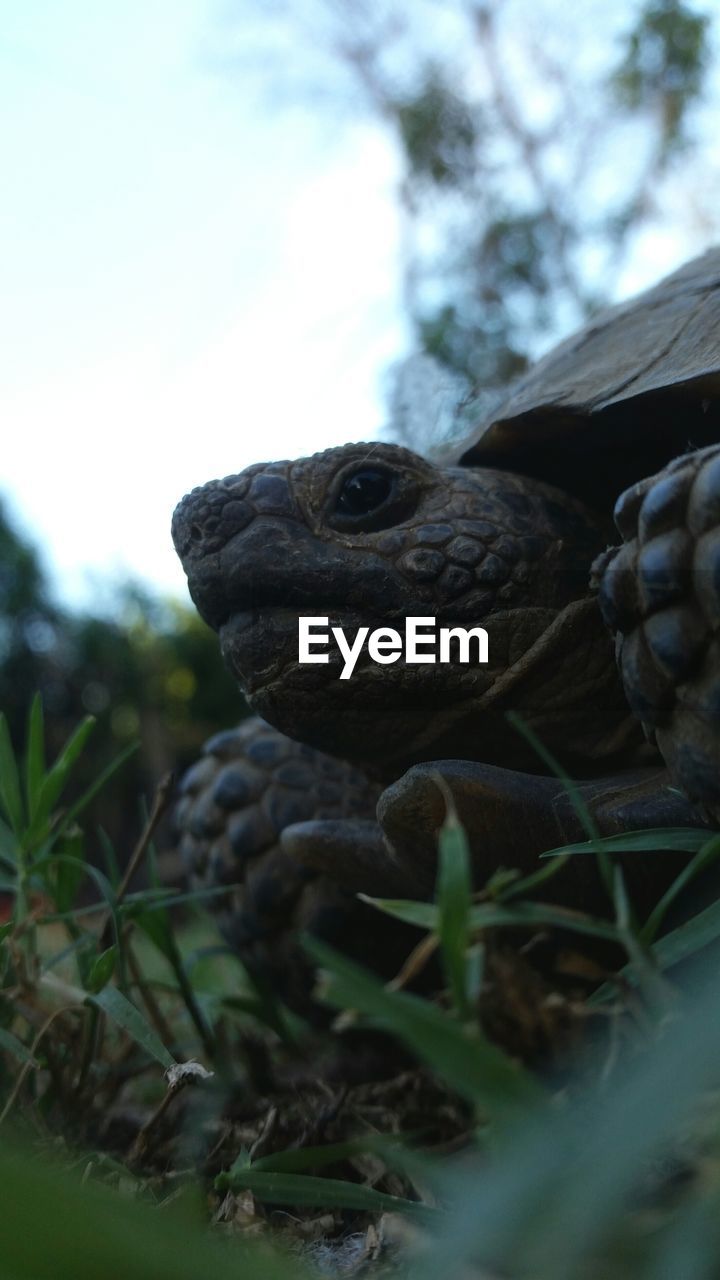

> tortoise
[171,247,720,1009]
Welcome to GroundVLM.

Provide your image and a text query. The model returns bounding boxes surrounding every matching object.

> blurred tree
[238,0,716,416]
[0,498,242,862]
[0,500,64,732]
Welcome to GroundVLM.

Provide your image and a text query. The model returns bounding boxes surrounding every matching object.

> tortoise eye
[336,468,394,517]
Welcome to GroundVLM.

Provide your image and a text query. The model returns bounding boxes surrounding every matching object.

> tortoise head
[172,441,629,776]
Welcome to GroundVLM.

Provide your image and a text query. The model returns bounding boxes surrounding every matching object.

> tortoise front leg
[596,442,720,823]
[283,757,711,924]
[369,760,710,917]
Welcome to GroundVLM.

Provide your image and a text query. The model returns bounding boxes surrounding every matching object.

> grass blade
[468,902,623,944]
[410,964,720,1280]
[358,896,438,927]
[363,895,623,946]
[50,830,86,914]
[91,986,175,1070]
[435,787,473,1018]
[640,834,720,944]
[505,711,600,841]
[0,713,24,834]
[215,1166,433,1221]
[590,896,720,1005]
[32,854,120,950]
[98,826,120,888]
[505,711,613,897]
[0,813,18,865]
[56,741,138,838]
[85,946,119,995]
[496,852,572,901]
[250,1134,417,1175]
[305,936,543,1119]
[23,694,45,821]
[28,715,96,840]
[0,1142,300,1280]
[0,1028,39,1067]
[541,828,712,858]
[652,896,720,971]
[611,864,669,1011]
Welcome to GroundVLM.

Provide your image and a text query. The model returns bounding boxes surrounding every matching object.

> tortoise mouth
[210,598,348,633]
[184,539,362,633]
[218,604,374,697]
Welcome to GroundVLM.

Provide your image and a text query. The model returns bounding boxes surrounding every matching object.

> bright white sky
[0,0,710,611]
[1,0,407,607]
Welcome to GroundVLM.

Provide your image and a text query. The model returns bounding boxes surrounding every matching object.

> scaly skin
[174,718,418,1020]
[597,443,720,823]
[172,442,637,778]
[172,442,719,1010]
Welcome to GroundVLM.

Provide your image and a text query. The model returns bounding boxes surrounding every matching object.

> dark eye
[336,468,394,517]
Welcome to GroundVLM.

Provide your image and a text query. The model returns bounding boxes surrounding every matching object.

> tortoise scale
[172,248,720,1008]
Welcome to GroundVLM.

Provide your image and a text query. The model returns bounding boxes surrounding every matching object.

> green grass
[2,698,720,1277]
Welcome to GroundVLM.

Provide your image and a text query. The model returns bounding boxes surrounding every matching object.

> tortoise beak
[171,466,300,629]
[172,468,348,631]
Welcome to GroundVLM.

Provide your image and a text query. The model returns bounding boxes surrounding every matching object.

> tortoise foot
[597,443,720,822]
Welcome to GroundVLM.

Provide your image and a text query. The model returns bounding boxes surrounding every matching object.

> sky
[1,0,407,607]
[1,0,714,612]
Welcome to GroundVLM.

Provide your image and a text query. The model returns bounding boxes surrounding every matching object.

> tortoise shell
[458,248,720,508]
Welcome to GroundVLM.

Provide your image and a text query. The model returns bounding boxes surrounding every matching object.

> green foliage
[305,817,720,1274]
[392,0,713,390]
[0,1143,302,1280]
[0,698,134,941]
[0,700,242,1114]
[3,701,720,1274]
[612,0,709,150]
[405,959,720,1280]
[245,0,716,402]
[394,68,477,187]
